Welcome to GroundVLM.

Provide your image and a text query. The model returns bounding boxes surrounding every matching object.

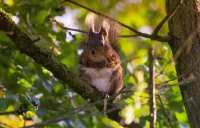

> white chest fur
[81,67,113,93]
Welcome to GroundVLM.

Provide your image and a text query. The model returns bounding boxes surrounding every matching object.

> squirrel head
[84,26,112,63]
[81,13,119,64]
[85,13,119,45]
[87,26,108,48]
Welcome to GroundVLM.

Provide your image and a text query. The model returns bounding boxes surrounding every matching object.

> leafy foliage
[0,0,189,127]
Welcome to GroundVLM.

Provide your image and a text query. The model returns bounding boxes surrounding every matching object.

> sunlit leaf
[17,79,32,89]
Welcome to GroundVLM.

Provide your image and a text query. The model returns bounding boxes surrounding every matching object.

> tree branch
[0,8,101,108]
[52,19,88,34]
[157,95,173,128]
[62,0,142,34]
[24,88,138,128]
[62,0,170,42]
[152,0,183,36]
[52,19,140,38]
[0,110,16,115]
[0,9,131,125]
[24,88,130,128]
[24,103,91,128]
[148,47,156,128]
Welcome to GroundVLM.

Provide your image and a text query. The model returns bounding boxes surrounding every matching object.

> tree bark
[167,0,200,127]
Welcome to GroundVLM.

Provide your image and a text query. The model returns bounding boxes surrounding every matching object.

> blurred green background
[0,0,189,127]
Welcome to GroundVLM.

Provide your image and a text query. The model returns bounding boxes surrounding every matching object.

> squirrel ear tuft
[99,26,107,37]
[89,27,93,33]
[89,27,94,36]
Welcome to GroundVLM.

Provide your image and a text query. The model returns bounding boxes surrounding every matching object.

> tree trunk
[167,0,200,127]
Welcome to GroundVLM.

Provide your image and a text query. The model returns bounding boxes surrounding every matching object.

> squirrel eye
[100,42,104,46]
[99,39,104,46]
[91,50,95,55]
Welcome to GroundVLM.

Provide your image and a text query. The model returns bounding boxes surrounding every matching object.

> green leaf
[35,10,50,25]
[175,111,188,123]
[17,79,32,89]
[0,31,11,42]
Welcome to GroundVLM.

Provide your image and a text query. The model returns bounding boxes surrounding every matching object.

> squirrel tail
[85,13,120,50]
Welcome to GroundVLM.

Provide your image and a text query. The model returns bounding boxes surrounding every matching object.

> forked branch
[152,0,183,36]
[60,0,182,42]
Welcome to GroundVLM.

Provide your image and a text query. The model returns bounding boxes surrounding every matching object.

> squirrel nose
[91,50,96,55]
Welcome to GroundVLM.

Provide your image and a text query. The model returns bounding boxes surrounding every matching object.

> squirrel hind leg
[103,94,110,115]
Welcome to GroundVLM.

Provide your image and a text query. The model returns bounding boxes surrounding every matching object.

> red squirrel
[79,14,123,97]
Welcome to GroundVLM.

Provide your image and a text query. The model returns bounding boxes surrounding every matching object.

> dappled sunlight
[0,0,191,127]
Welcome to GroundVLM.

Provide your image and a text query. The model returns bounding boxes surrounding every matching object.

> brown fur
[85,13,120,51]
[79,13,123,95]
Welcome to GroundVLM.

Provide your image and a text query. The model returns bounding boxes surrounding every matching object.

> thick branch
[0,9,128,126]
[0,9,101,104]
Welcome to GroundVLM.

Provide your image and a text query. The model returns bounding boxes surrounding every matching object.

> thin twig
[119,34,139,38]
[152,0,183,36]
[156,72,188,87]
[25,75,195,128]
[23,100,100,128]
[24,88,138,128]
[31,37,40,43]
[148,47,156,128]
[156,71,195,90]
[0,122,13,128]
[157,74,196,90]
[24,103,122,128]
[23,106,85,128]
[155,59,173,78]
[63,0,144,34]
[52,19,88,34]
[156,77,177,87]
[24,87,129,128]
[52,19,146,38]
[62,0,170,42]
[0,110,16,115]
[157,95,173,128]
